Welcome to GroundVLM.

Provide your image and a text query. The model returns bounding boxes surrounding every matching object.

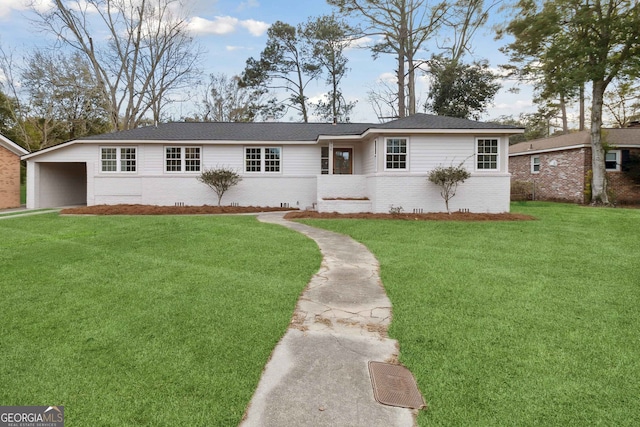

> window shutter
[621,149,631,171]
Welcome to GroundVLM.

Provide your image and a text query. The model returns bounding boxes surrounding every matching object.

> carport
[27,162,87,208]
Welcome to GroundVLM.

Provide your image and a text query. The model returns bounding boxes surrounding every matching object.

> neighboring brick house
[0,133,29,209]
[509,128,640,204]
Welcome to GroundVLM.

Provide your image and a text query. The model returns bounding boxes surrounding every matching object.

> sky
[0,0,537,124]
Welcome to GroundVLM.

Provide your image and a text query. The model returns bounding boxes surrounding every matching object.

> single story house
[22,114,523,213]
[509,128,640,204]
[1,133,29,209]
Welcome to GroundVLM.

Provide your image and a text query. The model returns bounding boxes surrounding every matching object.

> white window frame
[605,150,620,171]
[245,147,281,173]
[165,146,201,173]
[321,146,329,174]
[531,155,540,174]
[384,137,408,171]
[101,147,137,173]
[476,138,499,171]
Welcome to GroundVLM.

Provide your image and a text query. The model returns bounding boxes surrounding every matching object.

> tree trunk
[560,93,568,133]
[397,5,407,118]
[590,79,609,205]
[579,84,585,131]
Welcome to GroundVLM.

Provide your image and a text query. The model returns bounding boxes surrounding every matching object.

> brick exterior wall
[609,148,640,205]
[510,147,640,205]
[0,145,22,209]
[510,148,588,203]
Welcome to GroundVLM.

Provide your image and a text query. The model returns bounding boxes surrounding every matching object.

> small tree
[428,163,471,214]
[197,167,242,206]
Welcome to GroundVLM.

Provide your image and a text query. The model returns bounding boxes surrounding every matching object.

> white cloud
[240,19,269,36]
[236,0,260,12]
[188,15,269,37]
[188,16,238,35]
[0,0,30,19]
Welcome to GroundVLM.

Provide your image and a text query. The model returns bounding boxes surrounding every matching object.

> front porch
[316,175,372,213]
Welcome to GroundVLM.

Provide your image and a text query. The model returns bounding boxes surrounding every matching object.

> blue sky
[0,0,535,123]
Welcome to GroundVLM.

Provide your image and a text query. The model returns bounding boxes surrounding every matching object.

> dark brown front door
[333,148,353,174]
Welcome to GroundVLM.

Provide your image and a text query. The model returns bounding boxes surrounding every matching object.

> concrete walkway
[241,212,416,426]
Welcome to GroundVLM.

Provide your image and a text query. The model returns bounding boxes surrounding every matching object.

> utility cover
[368,361,426,409]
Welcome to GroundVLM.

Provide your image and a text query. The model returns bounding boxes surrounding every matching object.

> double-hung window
[476,138,499,170]
[245,147,281,173]
[605,150,620,171]
[165,147,201,172]
[101,147,137,173]
[385,138,408,170]
[531,156,540,173]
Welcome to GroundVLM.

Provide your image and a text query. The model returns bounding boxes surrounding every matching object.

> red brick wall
[609,148,640,205]
[0,145,21,209]
[511,147,640,205]
[510,148,588,203]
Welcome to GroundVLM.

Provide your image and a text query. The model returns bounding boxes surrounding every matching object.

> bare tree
[603,79,640,128]
[197,73,277,122]
[329,0,448,118]
[33,0,201,131]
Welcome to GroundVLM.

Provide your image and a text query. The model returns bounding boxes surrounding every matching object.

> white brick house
[22,114,523,213]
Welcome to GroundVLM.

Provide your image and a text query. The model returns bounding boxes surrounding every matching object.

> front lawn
[301,202,640,426]
[0,214,321,426]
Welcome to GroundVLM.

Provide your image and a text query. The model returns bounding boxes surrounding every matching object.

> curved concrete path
[241,212,416,427]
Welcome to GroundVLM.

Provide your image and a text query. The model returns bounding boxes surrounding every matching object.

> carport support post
[26,160,38,209]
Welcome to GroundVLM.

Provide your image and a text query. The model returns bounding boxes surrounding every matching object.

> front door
[333,148,353,174]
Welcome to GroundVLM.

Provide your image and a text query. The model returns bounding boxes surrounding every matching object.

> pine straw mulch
[60,204,536,221]
[60,204,295,215]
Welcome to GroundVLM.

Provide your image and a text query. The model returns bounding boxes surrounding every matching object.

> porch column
[328,141,334,175]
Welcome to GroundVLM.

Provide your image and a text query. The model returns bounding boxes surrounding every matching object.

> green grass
[300,202,640,426]
[0,214,321,426]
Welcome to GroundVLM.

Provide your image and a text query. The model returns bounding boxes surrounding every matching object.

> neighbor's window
[245,147,281,173]
[605,150,620,171]
[321,146,329,174]
[385,138,407,170]
[531,155,540,173]
[165,146,201,172]
[476,138,499,170]
[101,147,136,173]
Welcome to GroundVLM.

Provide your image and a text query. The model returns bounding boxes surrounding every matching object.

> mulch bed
[61,204,536,221]
[60,205,296,215]
[283,211,535,221]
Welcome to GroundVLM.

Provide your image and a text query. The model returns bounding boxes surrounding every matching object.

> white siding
[283,145,319,175]
[361,139,376,174]
[409,134,476,172]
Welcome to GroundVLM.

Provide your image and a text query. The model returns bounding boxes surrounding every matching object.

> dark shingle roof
[83,113,522,142]
[84,122,374,142]
[377,114,522,130]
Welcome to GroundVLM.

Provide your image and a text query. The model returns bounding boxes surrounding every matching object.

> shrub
[428,164,471,214]
[197,167,242,206]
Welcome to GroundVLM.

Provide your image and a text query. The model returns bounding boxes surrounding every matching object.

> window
[245,147,281,173]
[531,156,540,173]
[321,146,329,174]
[605,150,620,171]
[101,147,136,173]
[386,138,407,170]
[476,138,499,170]
[165,147,201,172]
